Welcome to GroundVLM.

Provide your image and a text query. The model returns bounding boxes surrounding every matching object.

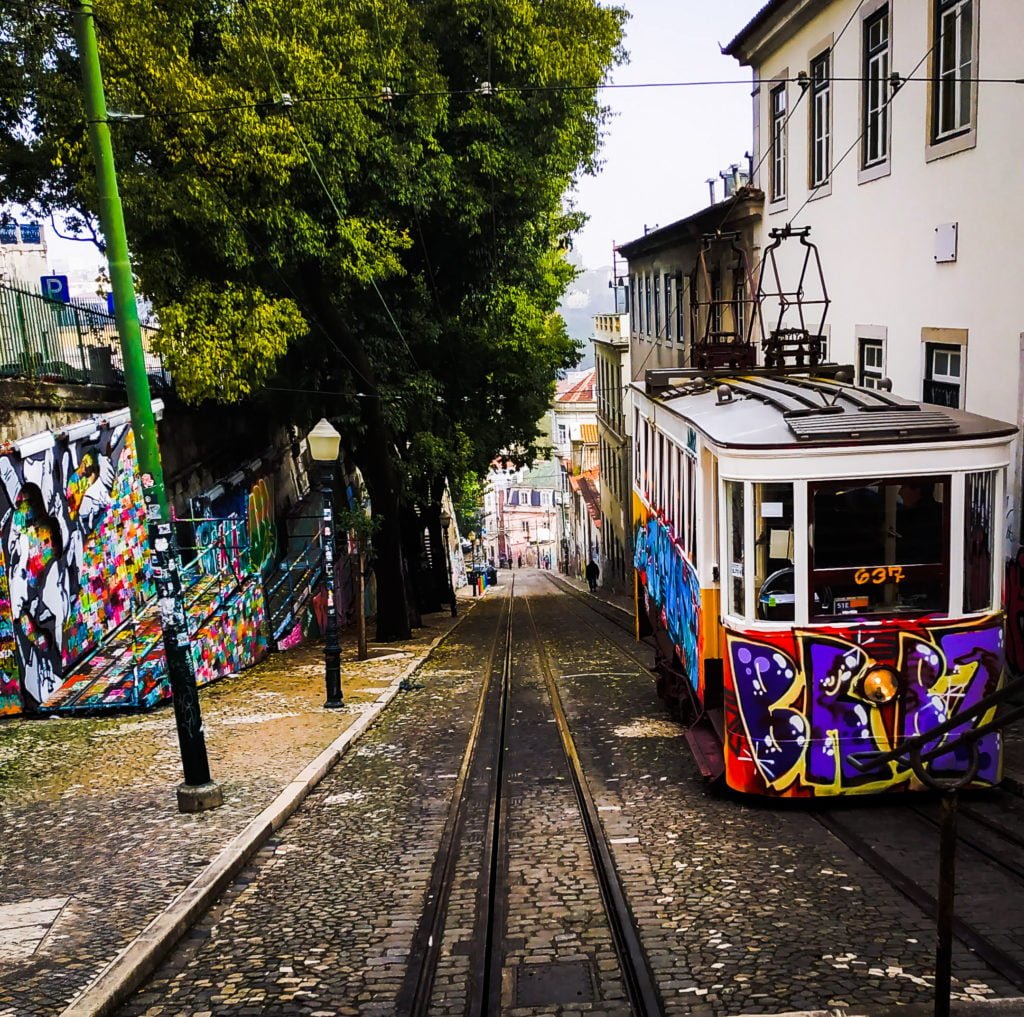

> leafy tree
[0,0,626,638]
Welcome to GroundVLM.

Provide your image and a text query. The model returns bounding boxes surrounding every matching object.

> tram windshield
[809,476,949,618]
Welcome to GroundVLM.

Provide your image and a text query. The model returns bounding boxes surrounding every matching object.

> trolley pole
[72,2,221,812]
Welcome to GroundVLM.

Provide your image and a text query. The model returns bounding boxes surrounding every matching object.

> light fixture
[308,418,342,463]
[862,666,899,704]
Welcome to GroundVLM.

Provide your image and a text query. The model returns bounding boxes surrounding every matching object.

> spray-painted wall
[0,422,154,710]
[723,615,1005,796]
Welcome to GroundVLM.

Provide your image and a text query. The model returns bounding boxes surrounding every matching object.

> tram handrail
[849,672,1024,773]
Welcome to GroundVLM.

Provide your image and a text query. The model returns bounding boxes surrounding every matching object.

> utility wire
[713,0,865,237]
[240,0,419,369]
[788,26,941,228]
[93,19,378,392]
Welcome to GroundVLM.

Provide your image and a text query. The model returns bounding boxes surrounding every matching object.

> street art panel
[0,543,20,715]
[724,614,1005,796]
[46,569,269,710]
[634,510,702,694]
[0,424,154,709]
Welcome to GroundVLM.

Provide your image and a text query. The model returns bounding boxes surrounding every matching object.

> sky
[571,0,766,271]
[38,0,768,293]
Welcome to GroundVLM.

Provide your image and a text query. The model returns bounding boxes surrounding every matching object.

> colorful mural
[0,543,19,715]
[0,424,154,710]
[724,614,1005,796]
[634,510,702,694]
[46,570,269,710]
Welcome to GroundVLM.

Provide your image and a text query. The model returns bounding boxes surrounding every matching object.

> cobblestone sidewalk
[0,597,479,1017]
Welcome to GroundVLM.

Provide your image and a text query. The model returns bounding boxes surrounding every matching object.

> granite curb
[734,1003,1024,1017]
[56,603,476,1017]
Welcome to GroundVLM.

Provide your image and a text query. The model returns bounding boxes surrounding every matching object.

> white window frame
[860,2,892,184]
[769,80,788,204]
[809,48,832,191]
[858,336,885,388]
[924,342,964,408]
[927,0,979,161]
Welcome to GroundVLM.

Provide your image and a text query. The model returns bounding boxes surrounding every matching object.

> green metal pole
[72,2,221,812]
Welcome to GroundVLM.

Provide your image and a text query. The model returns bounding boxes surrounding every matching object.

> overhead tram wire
[240,0,420,369]
[78,72,1024,126]
[788,27,943,230]
[74,5,378,394]
[712,0,866,238]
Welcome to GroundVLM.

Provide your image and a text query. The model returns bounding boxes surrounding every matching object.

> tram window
[809,476,949,618]
[754,482,795,621]
[726,481,745,615]
[964,470,995,612]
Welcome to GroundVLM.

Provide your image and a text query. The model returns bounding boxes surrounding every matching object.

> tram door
[702,447,724,710]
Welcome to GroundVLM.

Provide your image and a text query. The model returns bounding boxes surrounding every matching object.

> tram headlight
[861,666,899,704]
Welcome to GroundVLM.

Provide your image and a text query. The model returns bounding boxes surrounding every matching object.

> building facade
[0,220,48,288]
[618,189,765,382]
[725,0,1024,531]
[594,311,632,592]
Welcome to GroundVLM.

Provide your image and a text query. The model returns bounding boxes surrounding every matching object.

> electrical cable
[787,22,941,229]
[712,0,866,238]
[239,0,420,369]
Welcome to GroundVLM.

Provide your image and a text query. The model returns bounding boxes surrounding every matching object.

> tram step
[706,707,725,743]
[684,719,725,781]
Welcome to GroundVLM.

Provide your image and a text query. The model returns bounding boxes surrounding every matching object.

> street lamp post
[308,419,344,709]
[439,509,457,617]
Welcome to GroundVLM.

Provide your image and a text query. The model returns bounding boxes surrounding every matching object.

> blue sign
[39,275,70,303]
[106,292,115,316]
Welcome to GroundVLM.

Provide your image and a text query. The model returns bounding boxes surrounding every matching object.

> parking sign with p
[40,275,70,303]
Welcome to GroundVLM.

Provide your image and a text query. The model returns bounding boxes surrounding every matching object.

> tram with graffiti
[632,363,1016,797]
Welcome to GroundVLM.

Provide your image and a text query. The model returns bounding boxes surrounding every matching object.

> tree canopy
[0,0,627,636]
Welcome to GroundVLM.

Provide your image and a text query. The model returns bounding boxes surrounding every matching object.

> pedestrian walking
[585,558,599,592]
[517,554,522,568]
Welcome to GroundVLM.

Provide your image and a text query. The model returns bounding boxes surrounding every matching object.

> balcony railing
[0,281,166,389]
[923,378,959,409]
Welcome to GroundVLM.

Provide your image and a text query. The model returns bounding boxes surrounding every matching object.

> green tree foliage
[0,0,626,637]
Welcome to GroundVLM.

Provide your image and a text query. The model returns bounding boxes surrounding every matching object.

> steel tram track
[813,809,1024,992]
[400,576,663,1015]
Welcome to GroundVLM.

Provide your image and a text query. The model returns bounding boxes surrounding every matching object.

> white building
[594,311,633,591]
[0,220,49,288]
[724,0,1024,530]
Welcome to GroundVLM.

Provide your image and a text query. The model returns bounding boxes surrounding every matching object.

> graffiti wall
[0,424,154,711]
[724,614,1004,796]
[634,509,703,696]
[193,475,276,579]
[1005,547,1024,674]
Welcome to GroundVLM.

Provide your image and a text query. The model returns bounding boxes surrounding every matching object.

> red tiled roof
[555,368,595,404]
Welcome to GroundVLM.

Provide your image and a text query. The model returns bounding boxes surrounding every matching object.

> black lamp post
[309,418,344,708]
[439,508,458,617]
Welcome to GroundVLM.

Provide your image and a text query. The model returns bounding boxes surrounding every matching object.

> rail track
[399,576,663,1015]
[815,802,1024,994]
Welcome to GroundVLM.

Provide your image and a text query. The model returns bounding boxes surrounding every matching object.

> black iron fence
[0,280,167,389]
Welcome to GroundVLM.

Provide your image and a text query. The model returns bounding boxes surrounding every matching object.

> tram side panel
[721,614,1004,797]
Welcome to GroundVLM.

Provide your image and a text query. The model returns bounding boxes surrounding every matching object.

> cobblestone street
[4,573,1024,1016]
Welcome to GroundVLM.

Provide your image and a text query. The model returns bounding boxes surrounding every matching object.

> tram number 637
[854,566,905,585]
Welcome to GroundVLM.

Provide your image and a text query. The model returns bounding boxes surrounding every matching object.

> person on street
[517,554,522,568]
[585,558,599,592]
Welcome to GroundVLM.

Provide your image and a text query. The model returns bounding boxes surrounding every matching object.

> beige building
[724,0,1024,533]
[618,187,765,381]
[594,311,632,592]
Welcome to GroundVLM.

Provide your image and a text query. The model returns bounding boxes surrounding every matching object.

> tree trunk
[298,273,414,642]
[425,480,452,610]
[360,450,412,642]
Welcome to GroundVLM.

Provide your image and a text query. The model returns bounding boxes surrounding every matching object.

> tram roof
[638,367,1017,451]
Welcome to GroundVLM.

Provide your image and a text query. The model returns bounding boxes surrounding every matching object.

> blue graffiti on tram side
[634,514,702,690]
